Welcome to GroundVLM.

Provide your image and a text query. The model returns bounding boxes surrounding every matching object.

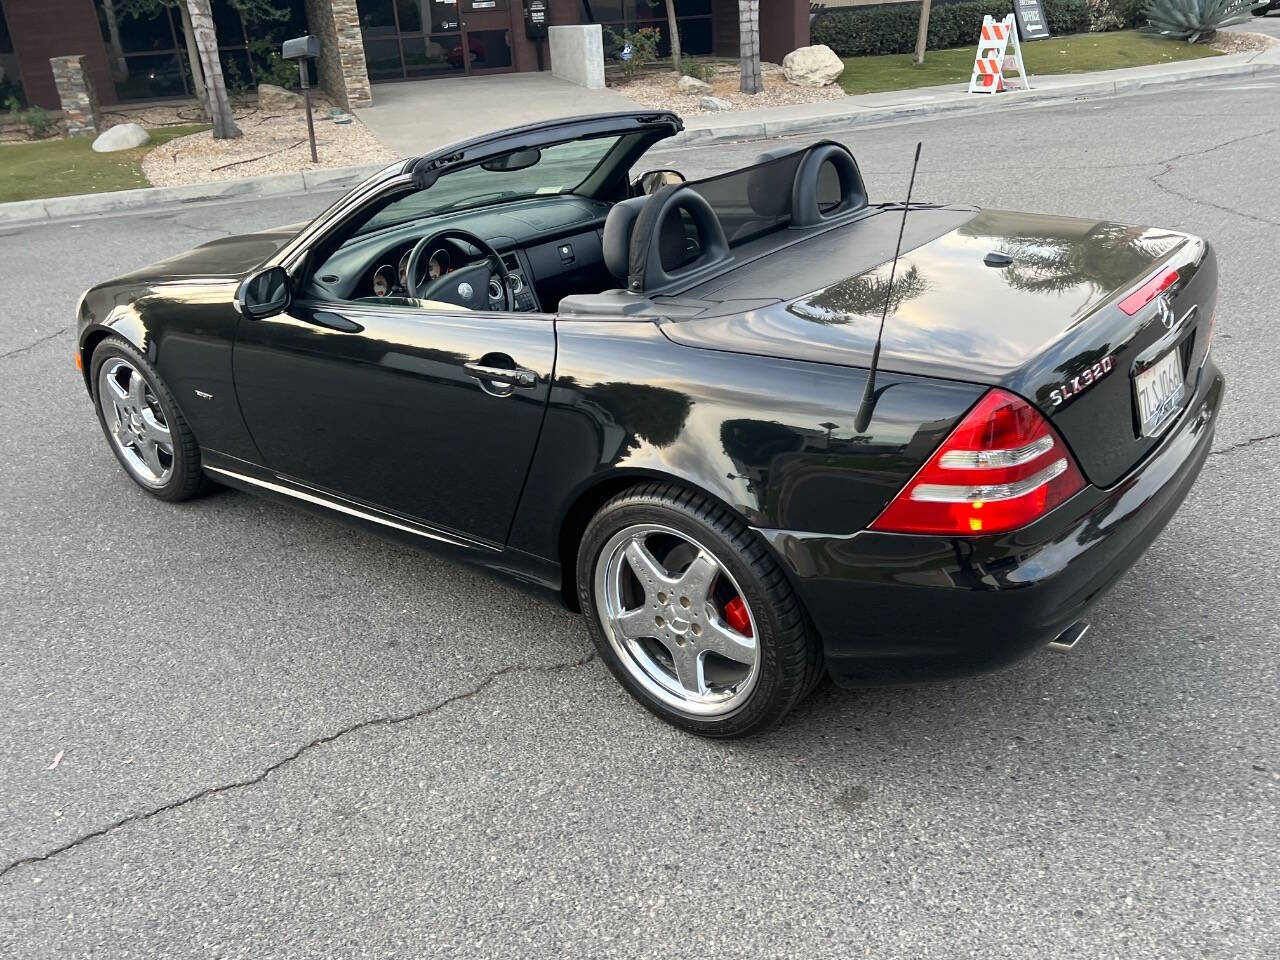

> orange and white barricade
[968,14,1031,94]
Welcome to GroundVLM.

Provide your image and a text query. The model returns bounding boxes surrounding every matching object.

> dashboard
[309,195,613,313]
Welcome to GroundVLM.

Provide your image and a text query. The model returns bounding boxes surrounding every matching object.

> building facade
[0,0,809,112]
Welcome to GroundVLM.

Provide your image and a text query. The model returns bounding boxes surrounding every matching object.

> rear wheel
[90,336,211,501]
[577,483,822,738]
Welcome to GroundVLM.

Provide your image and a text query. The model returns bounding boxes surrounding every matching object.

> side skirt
[201,452,565,602]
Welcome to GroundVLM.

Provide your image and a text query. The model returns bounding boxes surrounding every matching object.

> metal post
[298,59,317,164]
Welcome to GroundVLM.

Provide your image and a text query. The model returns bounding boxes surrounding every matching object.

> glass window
[361,136,624,234]
[404,34,465,77]
[106,2,178,53]
[465,30,511,70]
[679,17,712,56]
[211,1,245,47]
[421,0,461,32]
[675,0,711,15]
[359,0,398,30]
[363,38,404,79]
[587,0,626,22]
[395,0,423,33]
[112,53,187,99]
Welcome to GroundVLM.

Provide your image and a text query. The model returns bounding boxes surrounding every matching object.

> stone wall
[332,0,371,108]
[302,0,371,109]
[50,55,101,137]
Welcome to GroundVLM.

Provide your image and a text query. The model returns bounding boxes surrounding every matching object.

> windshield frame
[357,134,626,237]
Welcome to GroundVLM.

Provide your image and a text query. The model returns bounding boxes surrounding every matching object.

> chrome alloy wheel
[97,357,174,488]
[594,523,760,717]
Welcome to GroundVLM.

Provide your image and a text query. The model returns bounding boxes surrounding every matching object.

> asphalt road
[1229,11,1280,37]
[2,77,1278,959]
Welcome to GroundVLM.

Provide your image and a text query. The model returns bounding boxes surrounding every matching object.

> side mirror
[236,266,292,319]
[637,169,686,195]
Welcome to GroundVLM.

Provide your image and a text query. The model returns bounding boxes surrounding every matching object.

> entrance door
[365,0,514,81]
[456,0,515,74]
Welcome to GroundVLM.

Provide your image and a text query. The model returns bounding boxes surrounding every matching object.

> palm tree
[185,0,241,139]
[914,0,933,64]
[663,0,682,74]
[739,0,762,94]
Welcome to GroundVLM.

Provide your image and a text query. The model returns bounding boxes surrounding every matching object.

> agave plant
[1141,0,1253,41]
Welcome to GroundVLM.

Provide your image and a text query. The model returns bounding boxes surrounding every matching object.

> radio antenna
[854,141,922,434]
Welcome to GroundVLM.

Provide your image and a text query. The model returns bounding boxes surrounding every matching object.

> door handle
[464,362,537,388]
[310,311,364,333]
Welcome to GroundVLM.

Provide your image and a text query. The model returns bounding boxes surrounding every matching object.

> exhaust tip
[1048,621,1089,652]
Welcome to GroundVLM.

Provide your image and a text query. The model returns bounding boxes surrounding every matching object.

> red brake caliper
[723,595,752,636]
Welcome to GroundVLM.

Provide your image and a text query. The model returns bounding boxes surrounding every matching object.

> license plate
[1134,348,1185,436]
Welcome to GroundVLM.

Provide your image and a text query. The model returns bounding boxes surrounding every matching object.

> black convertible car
[76,112,1223,737]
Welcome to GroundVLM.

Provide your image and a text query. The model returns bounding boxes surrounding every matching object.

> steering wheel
[404,228,514,311]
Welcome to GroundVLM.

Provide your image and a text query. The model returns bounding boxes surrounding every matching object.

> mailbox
[282,34,320,61]
[525,0,548,40]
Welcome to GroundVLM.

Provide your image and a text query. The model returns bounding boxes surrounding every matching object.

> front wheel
[577,483,822,738]
[90,336,211,501]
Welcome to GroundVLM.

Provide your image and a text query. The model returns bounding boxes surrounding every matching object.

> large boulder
[782,44,844,87]
[257,83,303,112]
[677,74,712,95]
[91,122,150,153]
[699,96,733,112]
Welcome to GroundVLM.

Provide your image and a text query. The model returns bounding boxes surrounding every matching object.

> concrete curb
[0,163,386,227]
[1,54,1274,227]
[665,58,1277,148]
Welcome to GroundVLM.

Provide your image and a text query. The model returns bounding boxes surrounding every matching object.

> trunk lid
[661,208,1217,488]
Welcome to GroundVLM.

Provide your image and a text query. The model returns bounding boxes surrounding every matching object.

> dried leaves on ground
[1208,30,1280,55]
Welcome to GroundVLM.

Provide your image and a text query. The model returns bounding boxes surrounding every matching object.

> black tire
[576,482,823,738]
[89,335,212,502]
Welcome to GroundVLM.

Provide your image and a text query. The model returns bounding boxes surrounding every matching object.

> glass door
[457,0,513,74]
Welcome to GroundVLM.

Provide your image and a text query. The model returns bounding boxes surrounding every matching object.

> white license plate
[1135,348,1185,436]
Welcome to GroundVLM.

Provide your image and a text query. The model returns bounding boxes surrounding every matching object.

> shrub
[812,0,1091,57]
[17,106,54,138]
[605,26,661,79]
[1141,0,1252,40]
[681,59,714,82]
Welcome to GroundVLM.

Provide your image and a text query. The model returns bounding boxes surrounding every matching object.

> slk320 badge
[1050,355,1115,406]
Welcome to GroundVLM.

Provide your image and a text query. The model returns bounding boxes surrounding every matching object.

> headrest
[602,196,648,280]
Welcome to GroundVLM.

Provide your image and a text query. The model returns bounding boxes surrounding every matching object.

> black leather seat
[602,196,647,280]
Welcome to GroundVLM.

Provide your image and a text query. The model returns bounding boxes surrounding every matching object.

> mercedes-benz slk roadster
[76,112,1223,737]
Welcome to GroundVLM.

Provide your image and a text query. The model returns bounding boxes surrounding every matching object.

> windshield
[361,136,622,234]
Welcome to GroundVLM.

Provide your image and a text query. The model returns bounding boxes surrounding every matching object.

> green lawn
[839,31,1221,96]
[0,125,208,204]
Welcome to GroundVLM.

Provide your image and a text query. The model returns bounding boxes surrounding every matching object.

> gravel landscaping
[615,62,846,115]
[1209,30,1280,55]
[141,93,396,187]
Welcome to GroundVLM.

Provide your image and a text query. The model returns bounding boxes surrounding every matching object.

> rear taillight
[870,389,1086,536]
[1119,267,1179,316]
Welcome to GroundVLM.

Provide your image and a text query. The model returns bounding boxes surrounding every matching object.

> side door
[231,299,555,547]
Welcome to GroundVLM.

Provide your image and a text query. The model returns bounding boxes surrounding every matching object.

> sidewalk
[667,45,1280,145]
[2,47,1277,226]
[356,73,640,156]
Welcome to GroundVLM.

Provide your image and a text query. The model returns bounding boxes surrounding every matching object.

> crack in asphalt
[1147,126,1280,228]
[0,650,596,883]
[0,325,71,362]
[1208,432,1280,458]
